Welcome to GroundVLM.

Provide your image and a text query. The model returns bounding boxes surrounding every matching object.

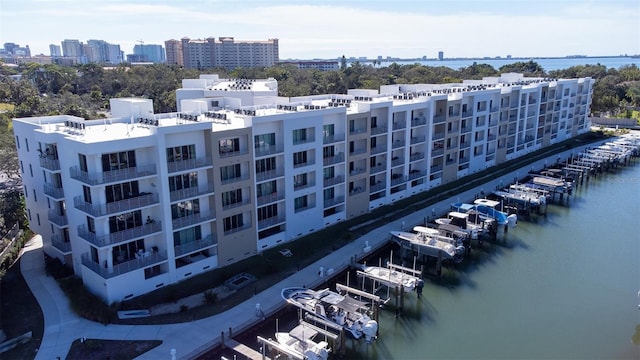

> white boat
[390,226,464,261]
[435,211,484,239]
[281,287,378,342]
[473,199,518,228]
[355,263,421,293]
[275,323,330,360]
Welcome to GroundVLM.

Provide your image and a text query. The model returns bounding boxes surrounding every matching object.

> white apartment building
[13,73,593,304]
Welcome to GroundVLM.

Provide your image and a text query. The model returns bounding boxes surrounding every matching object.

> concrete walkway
[20,142,607,360]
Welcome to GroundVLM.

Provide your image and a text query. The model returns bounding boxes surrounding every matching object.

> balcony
[167,157,212,173]
[431,148,444,157]
[224,222,252,235]
[323,196,345,208]
[47,210,68,227]
[408,170,426,180]
[39,157,60,171]
[323,153,344,166]
[256,192,285,206]
[322,134,345,145]
[460,140,471,148]
[349,147,367,156]
[70,164,157,186]
[349,127,367,135]
[77,221,163,248]
[258,215,286,229]
[219,148,249,159]
[392,121,406,131]
[293,137,315,146]
[349,167,366,176]
[433,115,446,124]
[293,159,315,169]
[294,180,315,191]
[391,157,404,167]
[410,136,426,145]
[255,167,284,182]
[411,118,427,127]
[51,234,71,253]
[174,235,217,257]
[392,140,405,149]
[410,152,425,162]
[369,163,386,174]
[81,250,167,279]
[43,183,64,199]
[323,175,344,187]
[391,175,406,186]
[221,173,250,186]
[74,192,159,217]
[255,145,284,158]
[370,126,388,135]
[370,146,387,155]
[432,132,445,140]
[172,212,216,230]
[170,183,215,202]
[461,110,473,118]
[430,164,443,173]
[349,186,365,196]
[222,198,251,211]
[369,182,386,193]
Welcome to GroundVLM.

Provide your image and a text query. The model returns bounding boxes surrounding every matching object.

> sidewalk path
[20,142,607,360]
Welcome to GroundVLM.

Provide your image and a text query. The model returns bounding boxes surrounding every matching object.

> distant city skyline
[1,0,638,60]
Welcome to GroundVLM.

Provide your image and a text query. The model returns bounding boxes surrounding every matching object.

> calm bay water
[347,160,640,360]
[369,56,640,72]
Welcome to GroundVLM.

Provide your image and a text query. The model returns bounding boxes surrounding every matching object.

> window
[20,161,23,174]
[222,189,243,207]
[254,133,275,150]
[256,180,276,198]
[15,136,20,149]
[173,226,202,246]
[324,187,334,201]
[112,239,145,264]
[36,213,40,226]
[83,185,92,204]
[87,216,95,233]
[223,214,244,232]
[108,210,142,233]
[257,204,277,221]
[78,154,88,172]
[255,157,276,174]
[293,151,307,166]
[294,196,308,211]
[292,128,307,144]
[166,144,196,163]
[323,146,335,159]
[169,172,197,192]
[101,151,136,172]
[293,173,307,188]
[171,199,200,219]
[106,181,140,203]
[219,138,239,154]
[25,138,29,151]
[29,164,33,177]
[323,166,334,180]
[370,117,377,128]
[323,124,334,138]
[33,189,37,202]
[220,164,241,182]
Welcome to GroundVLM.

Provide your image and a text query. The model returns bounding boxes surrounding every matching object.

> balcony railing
[81,250,167,279]
[220,173,250,186]
[294,180,315,191]
[219,148,249,158]
[51,234,71,253]
[70,164,157,186]
[322,134,345,145]
[323,153,344,166]
[323,196,345,208]
[170,183,215,202]
[349,127,367,135]
[174,235,217,257]
[391,175,407,186]
[430,164,443,173]
[258,215,287,229]
[167,157,212,173]
[433,115,446,124]
[323,175,344,187]
[408,170,426,180]
[391,157,404,167]
[223,222,252,235]
[410,136,426,145]
[392,140,405,149]
[461,110,473,118]
[172,211,216,230]
[43,183,64,199]
[293,159,315,169]
[411,118,427,127]
[392,121,406,130]
[370,146,387,155]
[47,211,68,227]
[256,192,285,206]
[255,145,284,158]
[370,126,388,135]
[431,148,444,157]
[74,192,159,217]
[369,182,386,193]
[432,132,445,140]
[222,198,251,211]
[369,163,386,174]
[410,152,425,162]
[39,157,60,171]
[293,137,316,146]
[349,147,367,156]
[77,221,162,248]
[255,167,285,182]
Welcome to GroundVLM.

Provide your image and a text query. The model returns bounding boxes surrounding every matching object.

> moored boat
[281,287,378,343]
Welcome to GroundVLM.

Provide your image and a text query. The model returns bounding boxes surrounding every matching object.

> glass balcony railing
[77,221,162,248]
[47,211,68,227]
[70,164,156,186]
[167,157,212,173]
[172,212,216,230]
[39,157,60,171]
[51,234,71,253]
[81,250,167,279]
[74,193,159,217]
[174,235,217,257]
[43,183,64,199]
[170,183,215,202]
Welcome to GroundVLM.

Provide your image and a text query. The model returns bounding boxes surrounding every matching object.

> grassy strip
[66,339,162,360]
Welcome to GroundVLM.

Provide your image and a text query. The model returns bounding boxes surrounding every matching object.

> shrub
[203,290,218,304]
[180,304,189,312]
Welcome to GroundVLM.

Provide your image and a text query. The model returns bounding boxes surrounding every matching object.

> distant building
[132,44,165,63]
[164,39,184,67]
[438,51,444,61]
[61,39,83,58]
[172,37,279,69]
[1,42,32,64]
[50,44,62,57]
[13,73,594,303]
[278,61,339,71]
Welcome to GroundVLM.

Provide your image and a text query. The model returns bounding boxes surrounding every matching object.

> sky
[1,0,639,60]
